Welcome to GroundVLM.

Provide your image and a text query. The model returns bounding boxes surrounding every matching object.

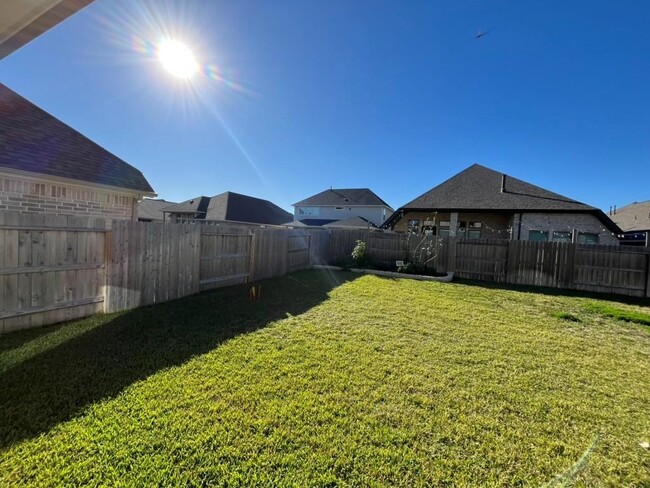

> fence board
[250,229,288,281]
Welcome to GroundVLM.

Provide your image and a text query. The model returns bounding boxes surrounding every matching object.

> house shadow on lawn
[0,269,356,450]
[455,278,650,307]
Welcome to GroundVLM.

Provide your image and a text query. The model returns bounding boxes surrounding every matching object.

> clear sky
[1,0,649,213]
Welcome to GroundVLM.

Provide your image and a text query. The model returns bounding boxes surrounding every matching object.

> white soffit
[0,0,94,59]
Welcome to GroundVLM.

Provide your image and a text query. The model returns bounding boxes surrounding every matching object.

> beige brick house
[384,164,621,245]
[0,83,155,224]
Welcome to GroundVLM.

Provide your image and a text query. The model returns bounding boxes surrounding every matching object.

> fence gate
[200,228,252,290]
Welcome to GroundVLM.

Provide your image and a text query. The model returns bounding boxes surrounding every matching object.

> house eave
[0,0,95,60]
[0,166,157,198]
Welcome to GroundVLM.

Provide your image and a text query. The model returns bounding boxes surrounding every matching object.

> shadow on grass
[455,278,650,307]
[0,269,356,450]
[0,322,69,354]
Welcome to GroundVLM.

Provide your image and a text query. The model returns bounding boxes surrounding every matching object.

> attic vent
[344,198,349,202]
[190,200,194,204]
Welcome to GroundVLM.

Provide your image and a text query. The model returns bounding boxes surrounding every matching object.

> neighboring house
[383,164,621,245]
[292,188,393,227]
[609,201,650,246]
[138,198,176,222]
[162,191,292,225]
[0,83,156,224]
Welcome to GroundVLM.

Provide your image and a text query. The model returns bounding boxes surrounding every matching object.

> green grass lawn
[1,270,649,487]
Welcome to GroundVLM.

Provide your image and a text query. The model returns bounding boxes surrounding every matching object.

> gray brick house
[0,83,155,225]
[384,164,621,245]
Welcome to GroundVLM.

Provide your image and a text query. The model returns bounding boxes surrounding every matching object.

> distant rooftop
[138,199,176,221]
[610,200,650,232]
[293,188,391,208]
[163,191,293,225]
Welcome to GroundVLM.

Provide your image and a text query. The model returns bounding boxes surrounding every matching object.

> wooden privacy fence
[1,212,648,334]
[0,212,107,334]
[325,231,650,298]
[105,223,325,313]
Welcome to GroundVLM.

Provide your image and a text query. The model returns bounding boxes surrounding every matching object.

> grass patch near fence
[585,301,650,326]
[1,271,649,486]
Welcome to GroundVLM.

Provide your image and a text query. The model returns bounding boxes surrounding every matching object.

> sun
[157,40,199,79]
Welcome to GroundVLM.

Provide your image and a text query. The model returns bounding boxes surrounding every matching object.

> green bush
[351,240,369,267]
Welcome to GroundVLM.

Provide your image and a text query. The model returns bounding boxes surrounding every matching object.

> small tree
[401,212,444,274]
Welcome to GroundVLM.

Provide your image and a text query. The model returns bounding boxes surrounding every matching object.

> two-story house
[291,188,393,228]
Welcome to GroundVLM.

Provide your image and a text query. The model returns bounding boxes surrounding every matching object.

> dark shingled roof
[403,164,596,212]
[323,216,376,229]
[294,188,391,208]
[294,218,338,227]
[163,192,293,225]
[384,164,621,233]
[138,199,176,221]
[0,83,154,193]
[610,200,650,232]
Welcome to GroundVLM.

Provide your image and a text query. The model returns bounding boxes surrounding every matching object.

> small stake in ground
[249,284,261,301]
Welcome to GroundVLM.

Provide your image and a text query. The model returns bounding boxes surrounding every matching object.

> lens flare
[157,39,199,79]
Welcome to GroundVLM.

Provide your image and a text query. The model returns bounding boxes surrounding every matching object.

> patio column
[449,212,459,237]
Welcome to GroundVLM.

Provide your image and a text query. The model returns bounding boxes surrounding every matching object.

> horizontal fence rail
[0,209,647,334]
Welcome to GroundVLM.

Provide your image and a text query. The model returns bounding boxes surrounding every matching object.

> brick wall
[519,212,619,245]
[0,173,137,225]
[392,210,618,245]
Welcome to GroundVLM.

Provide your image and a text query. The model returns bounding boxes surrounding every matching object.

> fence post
[248,229,256,283]
[645,253,650,298]
[103,228,112,312]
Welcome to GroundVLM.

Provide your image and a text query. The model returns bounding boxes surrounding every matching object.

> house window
[437,220,450,237]
[458,221,482,239]
[529,230,549,242]
[408,219,421,232]
[552,231,572,243]
[422,221,436,235]
[578,232,599,245]
[297,207,320,216]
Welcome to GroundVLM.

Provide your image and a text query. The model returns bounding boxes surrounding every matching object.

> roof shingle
[403,164,595,212]
[610,201,650,232]
[0,83,154,193]
[293,188,391,208]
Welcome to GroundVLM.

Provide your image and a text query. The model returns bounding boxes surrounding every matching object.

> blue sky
[1,0,649,212]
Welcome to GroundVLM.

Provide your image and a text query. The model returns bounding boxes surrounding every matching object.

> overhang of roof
[0,0,94,59]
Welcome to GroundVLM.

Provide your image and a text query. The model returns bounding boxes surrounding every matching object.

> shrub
[351,240,369,267]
